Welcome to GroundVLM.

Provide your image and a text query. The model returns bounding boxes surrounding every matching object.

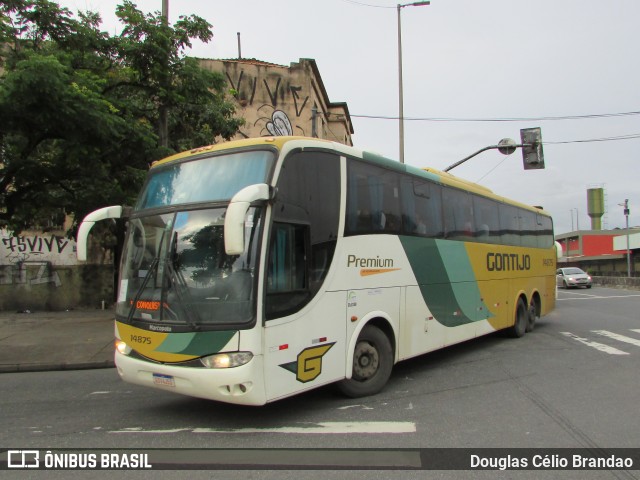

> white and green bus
[77,136,557,406]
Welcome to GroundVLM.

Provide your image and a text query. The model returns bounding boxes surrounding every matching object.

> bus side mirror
[225,184,273,255]
[76,205,126,261]
[555,241,563,261]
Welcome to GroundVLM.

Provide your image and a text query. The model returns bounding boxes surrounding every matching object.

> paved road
[1,286,639,479]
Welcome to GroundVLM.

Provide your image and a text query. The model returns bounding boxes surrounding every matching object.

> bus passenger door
[262,222,345,402]
[261,149,343,402]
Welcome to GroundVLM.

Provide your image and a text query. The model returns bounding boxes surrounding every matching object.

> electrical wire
[341,0,396,8]
[544,133,640,145]
[344,110,640,122]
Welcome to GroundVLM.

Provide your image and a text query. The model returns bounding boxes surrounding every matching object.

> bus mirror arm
[76,205,129,261]
[224,184,274,255]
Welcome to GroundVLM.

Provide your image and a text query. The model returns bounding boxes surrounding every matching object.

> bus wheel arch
[338,318,395,398]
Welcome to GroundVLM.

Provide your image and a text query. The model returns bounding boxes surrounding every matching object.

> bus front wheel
[338,325,393,398]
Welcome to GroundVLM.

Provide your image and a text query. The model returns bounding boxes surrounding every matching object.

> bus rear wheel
[337,325,393,398]
[506,298,528,338]
[526,299,538,333]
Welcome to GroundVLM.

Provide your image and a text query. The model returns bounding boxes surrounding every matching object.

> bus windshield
[116,207,263,328]
[135,149,275,211]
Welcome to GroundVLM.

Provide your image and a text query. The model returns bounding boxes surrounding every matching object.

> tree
[0,0,243,234]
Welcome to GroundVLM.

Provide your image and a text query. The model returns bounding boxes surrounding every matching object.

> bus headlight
[115,340,132,355]
[200,352,253,369]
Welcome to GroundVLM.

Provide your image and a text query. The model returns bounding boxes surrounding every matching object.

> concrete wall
[1,230,115,311]
[0,263,114,311]
[593,276,640,290]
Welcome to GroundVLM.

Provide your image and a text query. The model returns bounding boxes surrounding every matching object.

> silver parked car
[556,267,592,289]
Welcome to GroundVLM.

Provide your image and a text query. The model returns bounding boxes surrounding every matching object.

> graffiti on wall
[0,232,78,287]
[0,262,62,287]
[225,69,311,138]
[1,233,77,266]
[264,110,293,136]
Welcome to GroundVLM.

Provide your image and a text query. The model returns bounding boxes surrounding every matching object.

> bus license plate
[153,373,176,387]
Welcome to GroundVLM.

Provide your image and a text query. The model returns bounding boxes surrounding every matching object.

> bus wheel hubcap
[353,341,379,380]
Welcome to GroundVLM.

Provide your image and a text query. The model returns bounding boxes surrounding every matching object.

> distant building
[556,229,639,276]
[198,57,353,145]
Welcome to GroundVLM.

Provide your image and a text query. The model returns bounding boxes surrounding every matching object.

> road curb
[0,360,115,374]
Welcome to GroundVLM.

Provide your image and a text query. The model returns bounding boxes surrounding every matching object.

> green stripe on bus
[155,330,237,356]
[399,236,490,327]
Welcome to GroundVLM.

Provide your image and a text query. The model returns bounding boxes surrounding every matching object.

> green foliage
[0,0,243,234]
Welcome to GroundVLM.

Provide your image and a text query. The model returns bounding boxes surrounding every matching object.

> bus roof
[150,136,550,217]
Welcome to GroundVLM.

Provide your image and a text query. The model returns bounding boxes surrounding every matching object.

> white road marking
[111,422,416,435]
[560,332,629,355]
[337,404,374,410]
[557,294,640,301]
[631,329,640,334]
[593,330,640,347]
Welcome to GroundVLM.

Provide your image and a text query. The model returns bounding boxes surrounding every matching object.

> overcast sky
[58,0,640,235]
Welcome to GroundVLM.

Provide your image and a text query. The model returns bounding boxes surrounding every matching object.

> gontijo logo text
[486,253,531,272]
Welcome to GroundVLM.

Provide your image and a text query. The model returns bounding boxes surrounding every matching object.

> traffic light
[520,127,545,170]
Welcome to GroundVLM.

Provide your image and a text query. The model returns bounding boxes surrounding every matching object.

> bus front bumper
[115,351,267,406]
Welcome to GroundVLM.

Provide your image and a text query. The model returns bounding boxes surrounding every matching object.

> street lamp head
[399,1,430,8]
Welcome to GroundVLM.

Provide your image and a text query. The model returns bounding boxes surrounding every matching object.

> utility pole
[397,1,430,164]
[159,0,170,148]
[622,199,631,277]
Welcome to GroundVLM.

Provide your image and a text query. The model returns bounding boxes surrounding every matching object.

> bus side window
[537,213,553,248]
[401,178,443,238]
[346,160,401,235]
[265,222,310,319]
[443,187,474,240]
[499,204,521,246]
[519,210,538,247]
[473,195,500,244]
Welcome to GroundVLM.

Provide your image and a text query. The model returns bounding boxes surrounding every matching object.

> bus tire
[337,325,393,398]
[526,298,538,333]
[506,298,528,338]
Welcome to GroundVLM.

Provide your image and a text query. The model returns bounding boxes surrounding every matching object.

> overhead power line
[346,110,640,122]
[544,133,640,145]
[341,0,395,8]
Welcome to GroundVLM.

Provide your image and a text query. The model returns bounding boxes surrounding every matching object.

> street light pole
[162,0,168,21]
[623,199,631,277]
[397,1,430,164]
[570,210,574,232]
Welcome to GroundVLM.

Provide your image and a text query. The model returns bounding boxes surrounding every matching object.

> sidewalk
[0,308,115,373]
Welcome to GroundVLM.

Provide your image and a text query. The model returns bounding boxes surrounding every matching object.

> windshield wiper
[162,231,202,329]
[126,256,160,324]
